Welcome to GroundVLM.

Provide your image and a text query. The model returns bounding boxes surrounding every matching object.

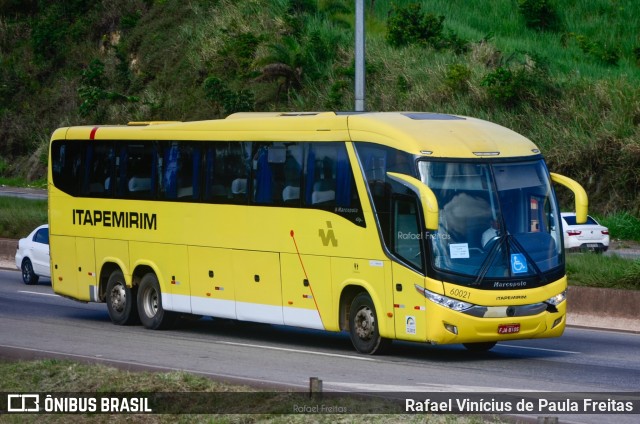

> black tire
[21,258,39,285]
[105,270,139,325]
[463,341,497,352]
[137,273,177,330]
[348,293,391,355]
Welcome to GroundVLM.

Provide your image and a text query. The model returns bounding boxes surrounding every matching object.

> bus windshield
[419,159,562,283]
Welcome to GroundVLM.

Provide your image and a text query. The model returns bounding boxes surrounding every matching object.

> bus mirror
[386,172,439,230]
[550,172,588,224]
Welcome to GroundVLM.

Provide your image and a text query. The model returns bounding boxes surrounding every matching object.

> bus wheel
[349,293,391,355]
[137,273,177,330]
[463,341,497,352]
[106,270,139,325]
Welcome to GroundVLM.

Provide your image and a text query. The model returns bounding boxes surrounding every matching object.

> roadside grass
[566,253,640,290]
[0,197,47,239]
[599,212,640,242]
[0,359,501,424]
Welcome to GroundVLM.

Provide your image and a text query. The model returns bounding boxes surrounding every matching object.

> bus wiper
[473,234,547,285]
[473,234,505,286]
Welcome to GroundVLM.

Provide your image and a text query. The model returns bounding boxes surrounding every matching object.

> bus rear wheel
[137,273,177,330]
[349,293,391,355]
[106,270,139,325]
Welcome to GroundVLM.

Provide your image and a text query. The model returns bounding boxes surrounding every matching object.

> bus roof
[54,112,540,159]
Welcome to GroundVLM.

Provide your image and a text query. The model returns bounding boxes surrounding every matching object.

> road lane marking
[18,291,58,297]
[498,344,579,354]
[219,341,376,361]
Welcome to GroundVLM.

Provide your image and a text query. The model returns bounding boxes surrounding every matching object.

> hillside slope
[0,0,638,214]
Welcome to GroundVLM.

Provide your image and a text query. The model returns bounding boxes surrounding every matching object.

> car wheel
[21,258,39,285]
[348,292,391,355]
[105,270,139,325]
[137,273,177,330]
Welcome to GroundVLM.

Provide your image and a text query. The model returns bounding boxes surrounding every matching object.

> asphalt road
[0,268,639,423]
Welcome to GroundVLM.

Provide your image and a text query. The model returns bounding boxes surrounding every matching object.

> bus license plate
[498,324,520,334]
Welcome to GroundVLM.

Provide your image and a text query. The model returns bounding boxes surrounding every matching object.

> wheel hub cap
[354,307,374,340]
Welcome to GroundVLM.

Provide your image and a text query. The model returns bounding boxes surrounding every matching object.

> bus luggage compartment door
[234,250,283,325]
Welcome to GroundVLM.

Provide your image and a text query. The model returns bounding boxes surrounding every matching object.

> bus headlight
[416,285,474,312]
[545,290,566,306]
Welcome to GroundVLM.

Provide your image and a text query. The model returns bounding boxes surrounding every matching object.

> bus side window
[51,140,85,197]
[305,144,337,207]
[160,142,200,201]
[204,142,251,204]
[124,143,157,199]
[304,142,365,226]
[253,142,303,206]
[282,143,303,205]
[84,141,114,197]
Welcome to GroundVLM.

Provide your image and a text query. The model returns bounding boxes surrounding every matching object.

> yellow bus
[48,112,587,354]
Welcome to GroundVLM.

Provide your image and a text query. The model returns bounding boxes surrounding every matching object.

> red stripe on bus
[89,127,99,140]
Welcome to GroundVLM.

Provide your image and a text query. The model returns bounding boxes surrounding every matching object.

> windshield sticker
[449,243,469,259]
[511,253,528,274]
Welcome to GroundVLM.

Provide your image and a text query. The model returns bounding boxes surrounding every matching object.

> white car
[15,224,50,284]
[561,212,609,253]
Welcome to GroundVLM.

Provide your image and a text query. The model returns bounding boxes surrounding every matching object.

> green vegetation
[0,359,500,423]
[566,253,640,290]
[0,196,47,239]
[599,212,640,242]
[0,0,638,218]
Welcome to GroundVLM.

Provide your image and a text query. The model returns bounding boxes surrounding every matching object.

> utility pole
[354,0,365,111]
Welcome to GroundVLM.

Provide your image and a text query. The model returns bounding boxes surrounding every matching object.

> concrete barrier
[566,286,640,332]
[0,238,16,256]
[1,238,638,332]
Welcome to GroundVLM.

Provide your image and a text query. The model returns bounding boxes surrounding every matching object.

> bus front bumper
[424,301,566,345]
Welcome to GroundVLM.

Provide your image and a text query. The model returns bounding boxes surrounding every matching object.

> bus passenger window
[84,142,114,197]
[160,142,200,201]
[253,144,276,204]
[123,143,157,199]
[282,144,303,205]
[204,142,251,204]
[305,145,337,207]
[253,142,303,206]
[304,143,365,227]
[51,140,85,197]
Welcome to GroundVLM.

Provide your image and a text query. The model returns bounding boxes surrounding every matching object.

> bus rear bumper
[424,302,566,345]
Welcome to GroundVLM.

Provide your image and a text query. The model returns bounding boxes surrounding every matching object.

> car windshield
[419,159,562,283]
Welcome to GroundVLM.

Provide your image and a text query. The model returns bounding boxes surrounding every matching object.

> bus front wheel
[105,270,139,325]
[348,293,391,355]
[137,273,177,330]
